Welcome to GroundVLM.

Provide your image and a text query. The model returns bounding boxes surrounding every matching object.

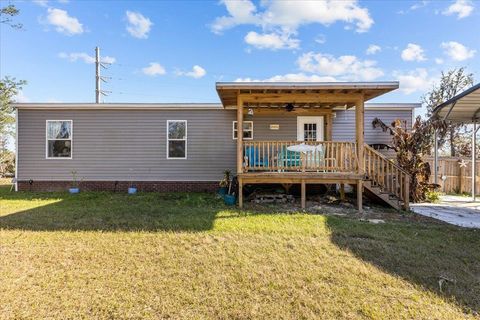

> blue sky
[1,0,479,111]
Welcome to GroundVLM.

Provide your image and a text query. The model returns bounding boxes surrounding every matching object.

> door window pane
[304,123,317,141]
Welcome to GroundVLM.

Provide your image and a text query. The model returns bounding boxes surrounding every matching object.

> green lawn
[0,186,479,319]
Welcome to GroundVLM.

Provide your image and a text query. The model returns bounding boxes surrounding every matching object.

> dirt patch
[245,193,445,225]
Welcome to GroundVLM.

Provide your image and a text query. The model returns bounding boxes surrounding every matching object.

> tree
[1,3,25,177]
[0,4,23,29]
[372,116,446,202]
[422,67,474,156]
[0,77,26,175]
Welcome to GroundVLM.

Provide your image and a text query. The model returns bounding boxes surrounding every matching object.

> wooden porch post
[237,95,244,208]
[357,180,363,213]
[301,179,306,209]
[356,98,365,213]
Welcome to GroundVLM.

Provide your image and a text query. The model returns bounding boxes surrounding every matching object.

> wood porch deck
[237,142,409,212]
[215,81,407,212]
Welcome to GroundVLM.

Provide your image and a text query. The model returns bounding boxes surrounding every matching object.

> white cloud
[142,62,166,76]
[235,73,337,82]
[33,0,49,7]
[442,0,474,19]
[211,0,259,34]
[58,52,116,64]
[176,65,207,79]
[125,11,153,39]
[211,0,373,50]
[397,1,429,14]
[441,41,476,61]
[296,52,384,81]
[314,34,326,44]
[366,44,381,55]
[45,8,83,35]
[410,1,429,10]
[435,58,444,64]
[244,31,299,50]
[394,68,435,94]
[401,43,426,61]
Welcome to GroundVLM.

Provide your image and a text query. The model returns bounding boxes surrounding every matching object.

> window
[167,120,187,159]
[303,123,317,141]
[46,120,72,159]
[233,121,253,140]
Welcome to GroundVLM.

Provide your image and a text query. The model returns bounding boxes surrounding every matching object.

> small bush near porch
[0,185,479,319]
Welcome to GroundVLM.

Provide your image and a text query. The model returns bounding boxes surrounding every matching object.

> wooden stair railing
[364,144,410,210]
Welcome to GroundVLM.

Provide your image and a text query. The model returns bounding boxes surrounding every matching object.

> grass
[0,186,479,319]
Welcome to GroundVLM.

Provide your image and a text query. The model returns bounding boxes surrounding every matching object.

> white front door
[297,116,324,142]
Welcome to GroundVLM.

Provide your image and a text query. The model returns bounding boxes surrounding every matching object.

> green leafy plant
[425,190,441,203]
[70,170,82,188]
[219,169,231,188]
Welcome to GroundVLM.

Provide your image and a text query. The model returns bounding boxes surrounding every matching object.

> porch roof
[216,81,399,108]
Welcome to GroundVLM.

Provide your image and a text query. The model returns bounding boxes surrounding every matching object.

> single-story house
[14,82,419,211]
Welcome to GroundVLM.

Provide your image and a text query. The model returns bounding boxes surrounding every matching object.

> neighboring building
[14,82,420,210]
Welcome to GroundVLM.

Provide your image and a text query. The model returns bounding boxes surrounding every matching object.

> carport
[431,82,480,201]
[417,83,480,228]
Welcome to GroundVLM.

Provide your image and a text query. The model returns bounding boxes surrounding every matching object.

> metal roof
[216,81,399,108]
[13,102,418,110]
[13,103,224,110]
[432,83,480,123]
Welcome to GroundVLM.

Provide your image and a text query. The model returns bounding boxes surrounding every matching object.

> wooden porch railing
[242,141,358,173]
[364,144,410,209]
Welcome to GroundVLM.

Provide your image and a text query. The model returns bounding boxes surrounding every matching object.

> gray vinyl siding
[332,109,412,143]
[17,107,412,181]
[250,114,297,140]
[252,109,413,144]
[17,109,237,181]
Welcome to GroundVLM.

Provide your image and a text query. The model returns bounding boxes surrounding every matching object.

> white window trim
[232,121,253,140]
[296,116,324,142]
[45,120,73,160]
[167,120,187,159]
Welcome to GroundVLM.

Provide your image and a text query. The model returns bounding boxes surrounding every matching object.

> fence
[425,157,480,194]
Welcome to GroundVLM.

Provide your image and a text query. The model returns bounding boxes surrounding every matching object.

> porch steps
[363,180,403,211]
[363,144,410,211]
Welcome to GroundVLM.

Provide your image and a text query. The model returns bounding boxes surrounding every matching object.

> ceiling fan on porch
[285,103,295,112]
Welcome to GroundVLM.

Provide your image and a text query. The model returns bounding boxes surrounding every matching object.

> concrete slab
[411,195,480,228]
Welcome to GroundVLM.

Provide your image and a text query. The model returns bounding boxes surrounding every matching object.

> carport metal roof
[432,83,480,123]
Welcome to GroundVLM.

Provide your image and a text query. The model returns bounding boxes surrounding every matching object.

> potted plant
[223,175,236,206]
[69,170,81,194]
[128,168,137,194]
[218,169,231,196]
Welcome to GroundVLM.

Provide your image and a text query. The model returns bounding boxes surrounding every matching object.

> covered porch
[216,82,401,211]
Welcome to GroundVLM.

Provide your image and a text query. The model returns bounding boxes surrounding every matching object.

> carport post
[434,129,438,185]
[473,120,477,201]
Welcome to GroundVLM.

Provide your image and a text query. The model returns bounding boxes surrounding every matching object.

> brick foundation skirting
[17,180,219,193]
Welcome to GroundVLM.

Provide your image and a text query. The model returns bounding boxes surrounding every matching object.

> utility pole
[95,46,100,103]
[95,46,112,103]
